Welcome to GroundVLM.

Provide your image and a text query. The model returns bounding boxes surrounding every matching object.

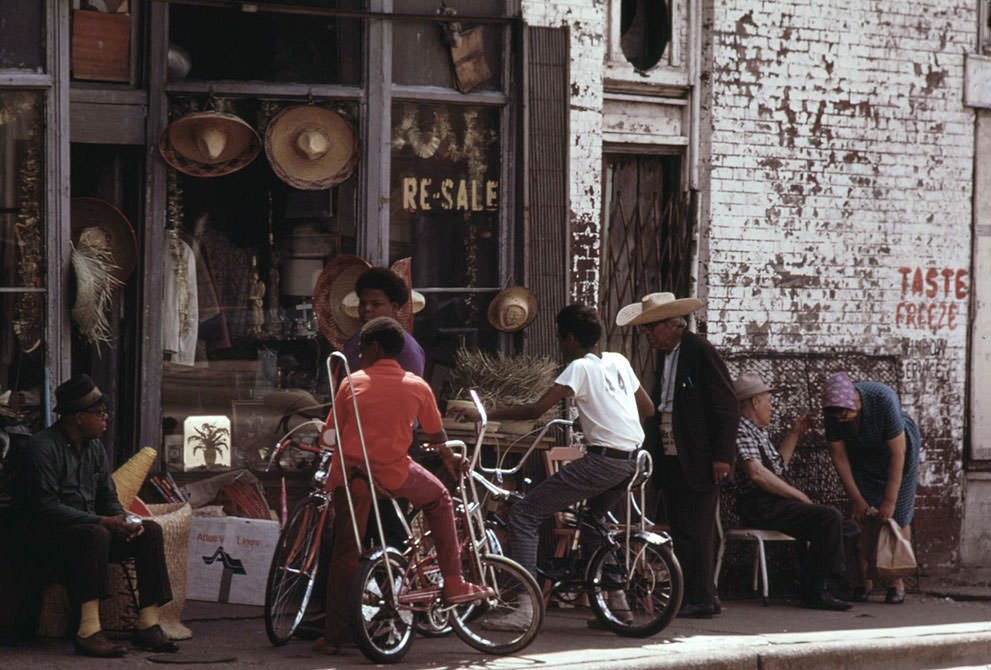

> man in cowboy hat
[732,372,851,611]
[617,292,738,618]
[14,374,178,657]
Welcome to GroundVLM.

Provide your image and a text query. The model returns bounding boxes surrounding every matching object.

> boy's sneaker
[443,577,495,604]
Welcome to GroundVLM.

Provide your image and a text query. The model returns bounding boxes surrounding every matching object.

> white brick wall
[705,0,976,567]
[522,0,605,304]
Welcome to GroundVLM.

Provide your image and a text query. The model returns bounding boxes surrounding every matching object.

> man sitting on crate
[14,374,178,657]
[316,317,493,654]
[731,372,851,611]
[449,304,655,626]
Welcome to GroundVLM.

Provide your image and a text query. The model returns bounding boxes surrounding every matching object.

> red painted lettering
[899,267,912,297]
[925,268,939,298]
[941,268,955,298]
[956,269,969,300]
[948,302,959,329]
[912,269,924,296]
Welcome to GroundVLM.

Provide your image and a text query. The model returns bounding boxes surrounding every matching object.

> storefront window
[168,3,363,86]
[160,96,358,474]
[0,1,45,73]
[389,101,502,367]
[0,91,46,430]
[392,0,504,91]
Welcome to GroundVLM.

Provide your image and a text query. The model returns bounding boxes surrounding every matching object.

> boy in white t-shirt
[449,304,654,579]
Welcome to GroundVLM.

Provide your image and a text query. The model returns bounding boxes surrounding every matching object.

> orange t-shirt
[322,358,443,491]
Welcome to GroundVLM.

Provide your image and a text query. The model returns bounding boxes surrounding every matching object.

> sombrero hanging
[264,105,359,190]
[158,111,261,177]
[314,254,371,350]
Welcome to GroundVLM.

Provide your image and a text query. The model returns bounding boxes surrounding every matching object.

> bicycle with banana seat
[470,417,684,637]
[326,353,543,663]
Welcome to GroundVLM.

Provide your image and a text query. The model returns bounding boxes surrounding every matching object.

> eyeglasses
[81,406,110,417]
[639,318,686,332]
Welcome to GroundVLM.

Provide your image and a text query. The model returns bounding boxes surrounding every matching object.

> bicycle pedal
[397,587,441,604]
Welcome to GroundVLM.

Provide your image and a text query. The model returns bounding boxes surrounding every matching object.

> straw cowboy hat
[264,105,359,190]
[71,197,138,283]
[342,289,426,319]
[314,254,371,350]
[487,287,538,332]
[615,292,703,327]
[158,111,261,177]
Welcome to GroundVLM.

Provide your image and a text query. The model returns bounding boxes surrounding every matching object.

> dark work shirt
[20,424,124,525]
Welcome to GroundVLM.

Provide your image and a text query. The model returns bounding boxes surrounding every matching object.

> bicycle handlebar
[264,418,328,472]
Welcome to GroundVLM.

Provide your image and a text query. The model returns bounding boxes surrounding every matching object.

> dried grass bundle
[450,348,559,408]
[71,237,123,347]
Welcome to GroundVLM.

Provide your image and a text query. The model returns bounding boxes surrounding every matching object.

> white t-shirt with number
[554,352,644,452]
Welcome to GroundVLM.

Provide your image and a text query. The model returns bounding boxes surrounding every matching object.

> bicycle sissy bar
[324,352,399,598]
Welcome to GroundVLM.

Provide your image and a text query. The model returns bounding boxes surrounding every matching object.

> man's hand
[794,490,813,504]
[434,443,470,478]
[101,514,145,541]
[712,461,731,484]
[791,411,814,437]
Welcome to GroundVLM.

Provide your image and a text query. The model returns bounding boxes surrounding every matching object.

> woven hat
[822,371,858,410]
[54,373,104,414]
[615,292,703,327]
[111,446,157,510]
[487,287,538,332]
[733,372,781,401]
[265,105,359,190]
[158,111,261,177]
[71,197,138,283]
[314,254,371,349]
[342,289,426,319]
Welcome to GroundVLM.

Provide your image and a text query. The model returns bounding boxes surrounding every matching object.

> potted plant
[187,422,231,470]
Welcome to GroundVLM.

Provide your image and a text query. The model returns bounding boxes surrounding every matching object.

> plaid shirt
[733,416,788,497]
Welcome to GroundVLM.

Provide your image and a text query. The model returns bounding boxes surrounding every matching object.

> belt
[586,446,639,460]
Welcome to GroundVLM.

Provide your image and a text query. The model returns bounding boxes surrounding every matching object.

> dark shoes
[73,632,127,658]
[884,587,906,604]
[677,602,717,619]
[312,636,356,655]
[800,590,853,611]
[851,585,870,602]
[133,624,180,653]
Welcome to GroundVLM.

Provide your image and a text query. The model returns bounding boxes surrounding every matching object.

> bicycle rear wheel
[350,548,414,664]
[264,495,328,645]
[450,554,543,655]
[588,537,683,637]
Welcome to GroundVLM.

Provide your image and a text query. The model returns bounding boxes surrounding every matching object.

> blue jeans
[507,452,638,577]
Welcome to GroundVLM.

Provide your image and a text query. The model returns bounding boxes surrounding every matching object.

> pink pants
[324,461,461,640]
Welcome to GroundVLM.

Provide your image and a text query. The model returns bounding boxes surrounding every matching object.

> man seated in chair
[732,372,851,611]
[449,304,655,627]
[14,374,178,657]
[316,317,493,654]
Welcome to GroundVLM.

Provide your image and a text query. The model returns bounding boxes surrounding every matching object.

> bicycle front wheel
[588,537,683,637]
[350,548,415,664]
[264,495,328,645]
[450,554,543,655]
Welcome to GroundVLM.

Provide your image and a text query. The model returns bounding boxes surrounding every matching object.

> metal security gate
[600,154,692,389]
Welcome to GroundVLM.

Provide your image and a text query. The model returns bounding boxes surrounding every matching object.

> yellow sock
[136,605,160,631]
[77,599,101,638]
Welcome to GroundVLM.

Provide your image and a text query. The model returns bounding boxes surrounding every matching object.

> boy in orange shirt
[316,317,492,653]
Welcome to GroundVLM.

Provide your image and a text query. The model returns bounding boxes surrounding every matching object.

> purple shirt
[342,329,425,377]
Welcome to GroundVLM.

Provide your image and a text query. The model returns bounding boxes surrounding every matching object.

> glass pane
[392,0,504,90]
[390,102,502,360]
[0,0,45,73]
[0,90,46,430]
[161,97,357,473]
[169,2,363,85]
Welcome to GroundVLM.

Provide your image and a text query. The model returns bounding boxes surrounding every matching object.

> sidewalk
[2,592,989,670]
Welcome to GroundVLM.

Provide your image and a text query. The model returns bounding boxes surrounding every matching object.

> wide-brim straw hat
[615,292,703,327]
[265,105,359,190]
[487,287,538,332]
[71,197,138,283]
[111,446,157,510]
[342,289,426,319]
[314,254,371,349]
[158,111,261,177]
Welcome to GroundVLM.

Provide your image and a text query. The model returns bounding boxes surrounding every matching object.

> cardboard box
[186,515,280,606]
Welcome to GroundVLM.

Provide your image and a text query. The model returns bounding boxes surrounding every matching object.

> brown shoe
[73,632,127,658]
[133,624,179,653]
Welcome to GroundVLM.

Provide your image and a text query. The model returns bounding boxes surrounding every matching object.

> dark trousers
[29,520,173,610]
[737,491,845,589]
[657,455,718,607]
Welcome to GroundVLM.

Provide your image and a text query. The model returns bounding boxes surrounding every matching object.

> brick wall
[702,0,976,570]
[522,0,605,305]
